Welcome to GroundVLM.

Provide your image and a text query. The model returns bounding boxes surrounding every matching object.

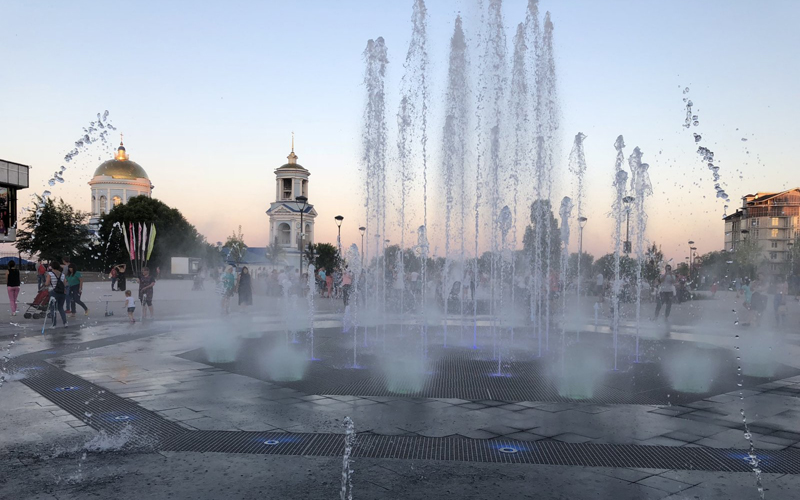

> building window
[282,179,292,200]
[771,241,778,248]
[772,217,779,226]
[112,196,122,207]
[99,196,107,214]
[751,219,759,227]
[278,222,291,245]
[772,229,779,238]
[770,252,778,260]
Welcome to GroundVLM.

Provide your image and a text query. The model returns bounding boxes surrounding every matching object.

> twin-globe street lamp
[335,215,344,267]
[576,216,588,338]
[359,226,366,265]
[622,196,634,254]
[296,195,308,273]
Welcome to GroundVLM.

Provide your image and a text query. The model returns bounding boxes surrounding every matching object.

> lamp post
[359,226,366,265]
[296,196,308,273]
[335,215,344,267]
[623,196,634,254]
[576,216,588,338]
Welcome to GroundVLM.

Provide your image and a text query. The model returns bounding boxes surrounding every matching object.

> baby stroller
[23,289,52,319]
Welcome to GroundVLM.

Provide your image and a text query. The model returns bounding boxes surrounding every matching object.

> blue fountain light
[53,386,80,392]
[498,446,518,454]
[251,435,303,445]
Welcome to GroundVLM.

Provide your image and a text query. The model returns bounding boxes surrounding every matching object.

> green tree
[734,236,761,279]
[16,196,92,265]
[643,243,664,288]
[310,243,339,273]
[567,252,594,283]
[522,199,562,271]
[265,239,286,266]
[224,225,247,264]
[99,196,213,271]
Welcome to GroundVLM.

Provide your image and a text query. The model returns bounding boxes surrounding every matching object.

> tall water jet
[611,136,628,371]
[539,11,560,351]
[497,205,512,372]
[396,0,428,333]
[440,15,469,347]
[508,20,529,342]
[346,244,363,367]
[568,132,587,336]
[340,417,355,500]
[558,196,573,358]
[629,147,652,362]
[482,0,508,356]
[306,263,317,360]
[362,37,389,348]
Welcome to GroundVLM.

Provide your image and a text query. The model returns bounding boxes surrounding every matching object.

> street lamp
[296,195,308,273]
[576,216,588,337]
[622,196,634,254]
[359,226,366,265]
[335,215,344,266]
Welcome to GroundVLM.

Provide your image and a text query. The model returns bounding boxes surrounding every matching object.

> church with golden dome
[88,138,153,227]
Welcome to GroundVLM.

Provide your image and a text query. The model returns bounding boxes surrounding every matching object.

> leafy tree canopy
[16,196,92,266]
[223,225,247,264]
[98,196,214,272]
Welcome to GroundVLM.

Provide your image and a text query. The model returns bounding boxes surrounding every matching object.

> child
[125,290,136,323]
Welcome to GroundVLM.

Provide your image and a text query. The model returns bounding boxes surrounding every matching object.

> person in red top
[36,260,46,290]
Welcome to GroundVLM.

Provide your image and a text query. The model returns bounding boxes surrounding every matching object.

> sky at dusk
[1,0,798,263]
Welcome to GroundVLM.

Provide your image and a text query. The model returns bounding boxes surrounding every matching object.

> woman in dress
[237,266,253,308]
[6,260,21,316]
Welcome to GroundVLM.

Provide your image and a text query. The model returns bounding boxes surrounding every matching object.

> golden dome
[93,141,149,180]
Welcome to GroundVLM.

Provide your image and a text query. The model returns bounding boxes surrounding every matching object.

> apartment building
[723,188,800,277]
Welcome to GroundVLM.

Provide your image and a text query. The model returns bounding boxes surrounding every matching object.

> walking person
[237,266,253,309]
[47,262,68,328]
[342,268,352,307]
[325,271,334,299]
[221,265,235,315]
[66,263,89,317]
[138,267,156,321]
[6,260,21,316]
[125,290,136,324]
[652,264,676,322]
[110,265,119,291]
[36,260,46,290]
[61,257,72,312]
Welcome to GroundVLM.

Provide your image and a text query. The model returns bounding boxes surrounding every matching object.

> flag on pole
[129,223,135,261]
[141,224,148,264]
[121,223,130,256]
[138,223,143,264]
[147,223,157,261]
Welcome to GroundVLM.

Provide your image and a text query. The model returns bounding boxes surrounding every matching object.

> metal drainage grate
[15,358,183,442]
[180,329,799,405]
[160,431,800,474]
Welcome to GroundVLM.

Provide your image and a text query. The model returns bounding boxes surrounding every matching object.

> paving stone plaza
[2,279,800,499]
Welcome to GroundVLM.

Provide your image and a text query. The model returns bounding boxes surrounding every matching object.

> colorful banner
[147,223,157,261]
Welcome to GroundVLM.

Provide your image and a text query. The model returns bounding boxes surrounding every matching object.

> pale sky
[1,0,798,263]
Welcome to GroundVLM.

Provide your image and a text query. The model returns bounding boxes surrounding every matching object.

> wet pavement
[2,281,800,498]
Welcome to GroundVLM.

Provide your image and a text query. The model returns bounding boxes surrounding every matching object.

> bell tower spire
[287,132,298,164]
